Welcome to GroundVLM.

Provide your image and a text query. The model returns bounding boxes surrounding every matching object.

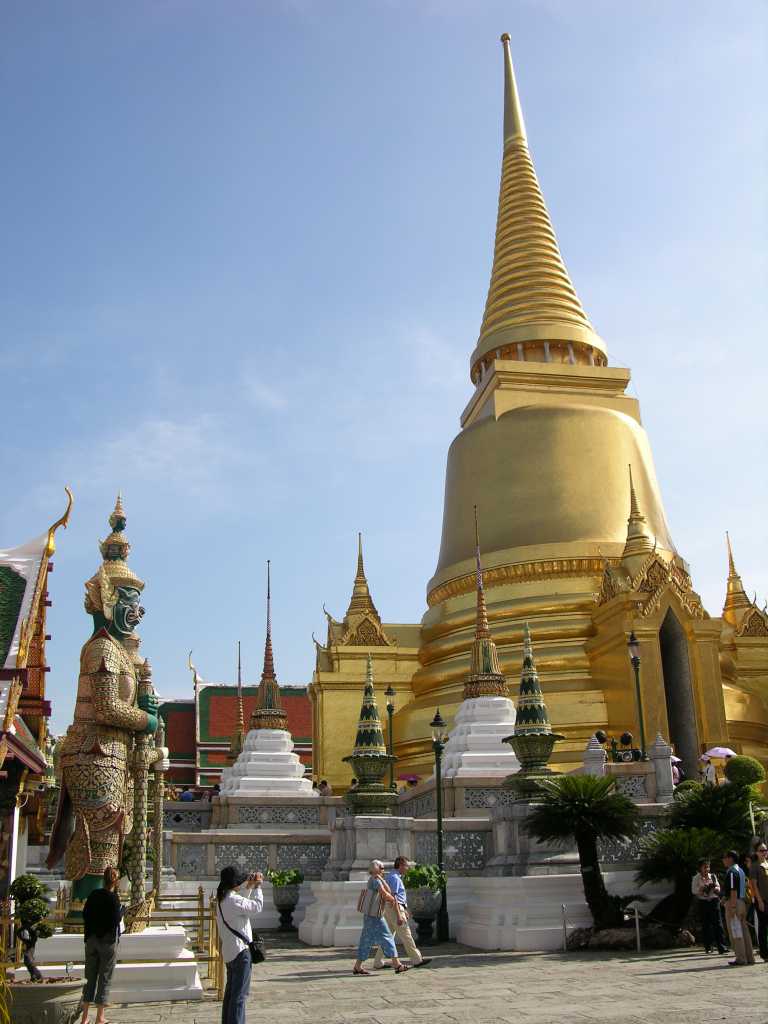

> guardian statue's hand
[138,692,159,716]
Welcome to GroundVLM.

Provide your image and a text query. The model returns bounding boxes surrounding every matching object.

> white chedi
[441,696,519,779]
[219,728,317,796]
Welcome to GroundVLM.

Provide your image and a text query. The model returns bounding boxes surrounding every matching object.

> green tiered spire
[513,624,552,734]
[350,655,388,755]
[465,506,508,699]
[502,624,563,796]
[343,655,397,815]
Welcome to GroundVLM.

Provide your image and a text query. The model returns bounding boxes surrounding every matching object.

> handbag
[356,885,385,918]
[219,903,266,964]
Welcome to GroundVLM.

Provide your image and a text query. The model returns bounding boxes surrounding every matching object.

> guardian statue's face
[111,586,145,637]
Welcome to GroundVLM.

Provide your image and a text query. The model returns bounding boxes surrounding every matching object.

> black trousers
[755,901,768,960]
[698,899,726,952]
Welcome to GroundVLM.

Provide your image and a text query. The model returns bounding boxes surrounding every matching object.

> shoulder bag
[219,903,266,964]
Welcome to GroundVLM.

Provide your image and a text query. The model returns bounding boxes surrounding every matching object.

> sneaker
[412,958,432,968]
[373,964,391,970]
[727,960,745,967]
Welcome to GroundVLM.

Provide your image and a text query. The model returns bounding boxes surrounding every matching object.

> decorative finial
[726,531,737,577]
[463,505,507,700]
[109,492,126,530]
[722,530,751,627]
[500,32,511,42]
[250,560,288,731]
[500,31,527,146]
[46,485,74,556]
[628,464,641,518]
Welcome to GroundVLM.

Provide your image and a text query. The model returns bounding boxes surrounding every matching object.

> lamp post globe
[429,708,450,943]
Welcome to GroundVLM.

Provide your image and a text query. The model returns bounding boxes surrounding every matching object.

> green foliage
[266,869,304,886]
[8,875,48,905]
[670,778,754,848]
[724,755,766,788]
[402,864,446,892]
[526,775,641,845]
[673,780,702,797]
[637,827,724,887]
[9,875,55,943]
[526,775,640,932]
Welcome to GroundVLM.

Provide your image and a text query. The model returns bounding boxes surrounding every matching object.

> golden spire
[471,35,606,378]
[621,464,654,577]
[345,532,380,621]
[723,532,752,627]
[464,506,507,699]
[250,560,289,731]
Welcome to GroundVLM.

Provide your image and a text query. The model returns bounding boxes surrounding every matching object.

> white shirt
[217,885,263,963]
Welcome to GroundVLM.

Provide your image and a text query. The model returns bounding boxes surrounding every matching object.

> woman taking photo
[352,860,409,975]
[216,865,264,1024]
[80,865,122,1024]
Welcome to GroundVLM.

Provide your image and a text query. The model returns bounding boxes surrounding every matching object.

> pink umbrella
[703,746,736,759]
[670,755,682,763]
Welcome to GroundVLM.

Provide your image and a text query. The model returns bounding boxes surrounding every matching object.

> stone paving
[107,937,767,1024]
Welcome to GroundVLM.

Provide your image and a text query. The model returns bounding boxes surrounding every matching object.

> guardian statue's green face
[111,585,145,638]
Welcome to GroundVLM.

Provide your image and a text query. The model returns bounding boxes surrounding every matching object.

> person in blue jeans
[216,865,264,1024]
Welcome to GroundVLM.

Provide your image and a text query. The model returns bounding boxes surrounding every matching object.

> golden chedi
[312,36,768,789]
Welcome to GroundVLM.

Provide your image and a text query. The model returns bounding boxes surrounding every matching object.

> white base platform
[441,697,519,779]
[298,872,671,951]
[220,729,317,796]
[458,872,671,951]
[298,877,475,947]
[15,926,203,1002]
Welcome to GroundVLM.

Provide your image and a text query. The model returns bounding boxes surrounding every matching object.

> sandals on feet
[353,967,370,975]
[395,964,409,973]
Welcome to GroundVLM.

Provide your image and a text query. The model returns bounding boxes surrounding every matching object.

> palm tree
[670,778,755,848]
[636,826,723,929]
[526,775,640,930]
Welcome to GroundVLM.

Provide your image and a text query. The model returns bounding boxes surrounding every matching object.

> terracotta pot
[9,978,83,1024]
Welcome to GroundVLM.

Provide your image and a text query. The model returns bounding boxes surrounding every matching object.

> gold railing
[0,887,226,997]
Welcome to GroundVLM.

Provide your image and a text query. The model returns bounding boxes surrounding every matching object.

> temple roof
[0,533,48,669]
[470,35,606,376]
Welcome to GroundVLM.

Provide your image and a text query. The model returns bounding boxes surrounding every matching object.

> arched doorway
[658,608,699,778]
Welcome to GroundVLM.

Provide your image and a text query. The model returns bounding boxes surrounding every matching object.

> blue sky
[1,1,765,733]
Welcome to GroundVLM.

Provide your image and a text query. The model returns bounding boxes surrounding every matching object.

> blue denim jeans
[222,948,251,1024]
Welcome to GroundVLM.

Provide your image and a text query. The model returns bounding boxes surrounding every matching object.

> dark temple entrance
[658,608,699,778]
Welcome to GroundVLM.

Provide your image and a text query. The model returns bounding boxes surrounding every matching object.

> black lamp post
[385,685,396,791]
[430,709,450,943]
[627,632,648,759]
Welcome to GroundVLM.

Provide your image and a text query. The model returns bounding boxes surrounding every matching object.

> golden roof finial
[45,486,74,556]
[463,504,507,700]
[500,33,527,146]
[621,464,654,576]
[723,532,751,627]
[345,532,381,623]
[471,35,605,379]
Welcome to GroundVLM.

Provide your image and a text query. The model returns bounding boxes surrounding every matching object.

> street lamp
[430,708,450,943]
[627,632,648,759]
[385,685,396,791]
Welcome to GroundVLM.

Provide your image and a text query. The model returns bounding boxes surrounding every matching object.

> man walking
[373,857,431,970]
[723,849,755,967]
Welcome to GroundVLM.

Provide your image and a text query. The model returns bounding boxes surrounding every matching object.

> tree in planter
[636,827,724,929]
[402,864,445,892]
[402,864,446,943]
[266,869,304,931]
[9,874,54,981]
[525,775,640,931]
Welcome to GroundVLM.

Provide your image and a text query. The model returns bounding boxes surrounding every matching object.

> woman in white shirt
[216,865,264,1024]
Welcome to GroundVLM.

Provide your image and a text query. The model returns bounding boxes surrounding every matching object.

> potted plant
[402,864,445,943]
[7,874,82,1024]
[266,869,304,931]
